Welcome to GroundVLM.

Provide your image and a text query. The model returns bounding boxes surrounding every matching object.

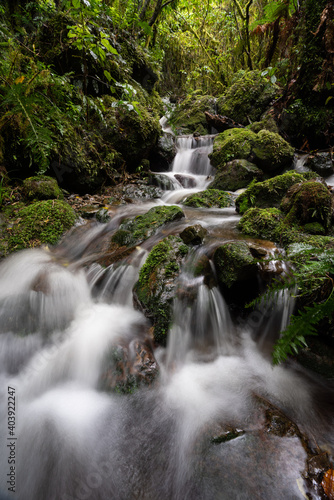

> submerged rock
[133,235,189,344]
[99,337,159,394]
[111,205,185,247]
[208,159,263,191]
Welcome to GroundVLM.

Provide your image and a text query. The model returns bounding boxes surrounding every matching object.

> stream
[0,132,334,500]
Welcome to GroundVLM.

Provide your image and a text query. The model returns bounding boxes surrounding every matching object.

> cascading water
[0,131,334,500]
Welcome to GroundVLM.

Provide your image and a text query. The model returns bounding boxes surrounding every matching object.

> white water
[0,135,333,500]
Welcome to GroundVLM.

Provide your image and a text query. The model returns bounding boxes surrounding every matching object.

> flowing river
[0,133,333,500]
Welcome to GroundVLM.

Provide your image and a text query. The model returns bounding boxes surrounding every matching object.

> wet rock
[111,205,185,248]
[180,224,208,245]
[22,175,63,200]
[149,172,175,191]
[305,152,334,177]
[174,174,197,188]
[109,182,164,204]
[211,428,245,444]
[183,189,234,208]
[99,337,159,394]
[96,208,111,223]
[208,159,263,191]
[133,235,189,344]
[213,241,258,289]
[150,133,177,171]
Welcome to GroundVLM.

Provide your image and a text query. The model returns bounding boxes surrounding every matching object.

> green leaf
[72,0,80,9]
[103,70,112,82]
[100,38,118,55]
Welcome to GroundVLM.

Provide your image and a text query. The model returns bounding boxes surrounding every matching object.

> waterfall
[0,133,333,500]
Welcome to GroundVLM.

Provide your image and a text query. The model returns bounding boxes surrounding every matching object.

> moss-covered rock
[235,171,315,214]
[183,189,234,208]
[111,205,185,247]
[208,159,263,191]
[238,207,284,241]
[170,93,216,135]
[133,235,189,344]
[102,97,161,171]
[7,200,76,252]
[248,115,279,134]
[281,181,332,231]
[209,128,294,174]
[217,70,279,126]
[22,175,63,200]
[213,241,258,288]
[180,224,208,245]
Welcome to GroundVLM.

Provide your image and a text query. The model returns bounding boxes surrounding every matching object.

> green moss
[210,128,257,168]
[252,130,295,173]
[213,241,258,288]
[134,235,189,344]
[248,115,279,134]
[238,207,284,241]
[208,159,263,191]
[7,200,76,252]
[170,93,216,135]
[235,171,316,214]
[303,222,326,235]
[217,70,280,125]
[281,181,332,231]
[210,128,294,174]
[183,189,234,208]
[112,205,185,247]
[22,175,63,200]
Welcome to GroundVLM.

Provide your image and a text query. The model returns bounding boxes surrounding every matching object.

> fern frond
[273,288,334,364]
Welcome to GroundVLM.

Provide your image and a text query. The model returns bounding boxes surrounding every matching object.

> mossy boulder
[235,171,315,215]
[150,133,176,172]
[183,189,234,208]
[111,205,185,247]
[170,93,216,135]
[102,98,161,171]
[209,128,294,174]
[180,224,208,245]
[213,241,258,289]
[217,70,279,126]
[238,208,284,241]
[281,181,332,231]
[208,159,263,191]
[22,175,63,200]
[7,200,76,252]
[248,115,279,134]
[133,235,189,344]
